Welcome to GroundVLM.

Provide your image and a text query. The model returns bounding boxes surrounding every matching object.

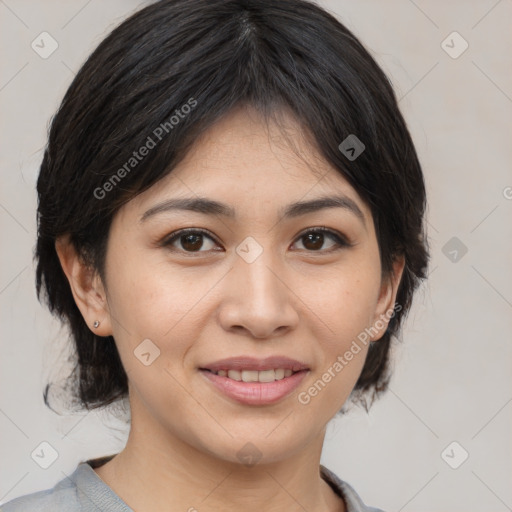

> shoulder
[1,458,130,512]
[320,464,386,512]
[0,472,80,512]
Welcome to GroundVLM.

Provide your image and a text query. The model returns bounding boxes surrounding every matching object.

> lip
[200,356,309,373]
[199,356,310,406]
[200,368,309,405]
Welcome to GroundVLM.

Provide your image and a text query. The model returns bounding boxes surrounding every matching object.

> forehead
[177,105,334,182]
[125,105,372,223]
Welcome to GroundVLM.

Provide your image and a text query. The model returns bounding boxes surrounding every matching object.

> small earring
[93,320,100,328]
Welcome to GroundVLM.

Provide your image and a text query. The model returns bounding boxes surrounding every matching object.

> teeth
[227,370,241,381]
[215,369,297,382]
[241,370,259,382]
[257,370,275,383]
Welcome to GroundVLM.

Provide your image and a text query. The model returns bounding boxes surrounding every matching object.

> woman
[2,0,429,510]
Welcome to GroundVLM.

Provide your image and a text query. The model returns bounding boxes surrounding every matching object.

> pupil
[304,232,323,250]
[182,234,203,251]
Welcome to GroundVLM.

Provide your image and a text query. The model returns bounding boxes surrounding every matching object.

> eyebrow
[140,195,366,227]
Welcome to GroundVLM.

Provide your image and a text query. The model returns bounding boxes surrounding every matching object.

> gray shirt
[1,457,384,512]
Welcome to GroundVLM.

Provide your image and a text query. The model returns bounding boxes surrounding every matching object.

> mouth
[199,356,310,405]
[201,368,298,382]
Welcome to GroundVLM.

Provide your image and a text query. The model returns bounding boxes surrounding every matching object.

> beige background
[1,1,511,510]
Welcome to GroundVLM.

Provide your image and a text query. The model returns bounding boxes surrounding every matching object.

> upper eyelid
[162,227,218,244]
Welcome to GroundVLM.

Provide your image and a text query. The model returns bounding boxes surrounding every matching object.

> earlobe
[55,235,112,336]
[370,255,406,342]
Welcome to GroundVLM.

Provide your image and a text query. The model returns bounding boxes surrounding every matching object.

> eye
[160,226,351,255]
[291,227,350,252]
[161,228,220,253]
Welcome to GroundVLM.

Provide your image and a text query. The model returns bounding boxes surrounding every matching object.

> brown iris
[180,233,204,251]
[302,232,325,251]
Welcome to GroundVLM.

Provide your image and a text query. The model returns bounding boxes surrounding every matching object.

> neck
[95,415,345,512]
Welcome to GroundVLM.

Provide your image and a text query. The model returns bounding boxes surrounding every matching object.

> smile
[207,368,294,382]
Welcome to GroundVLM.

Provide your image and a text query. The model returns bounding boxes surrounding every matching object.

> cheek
[302,260,381,347]
[106,252,196,334]
[296,272,376,415]
[105,254,225,376]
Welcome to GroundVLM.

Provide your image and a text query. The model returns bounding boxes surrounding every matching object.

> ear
[370,255,406,342]
[55,235,113,337]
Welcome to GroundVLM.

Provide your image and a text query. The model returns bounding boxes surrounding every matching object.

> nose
[217,250,300,339]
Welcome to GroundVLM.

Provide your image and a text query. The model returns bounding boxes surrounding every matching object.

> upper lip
[200,356,310,373]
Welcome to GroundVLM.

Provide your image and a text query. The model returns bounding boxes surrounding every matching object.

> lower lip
[200,369,308,405]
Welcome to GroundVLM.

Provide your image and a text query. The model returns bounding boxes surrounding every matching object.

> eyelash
[160,226,351,255]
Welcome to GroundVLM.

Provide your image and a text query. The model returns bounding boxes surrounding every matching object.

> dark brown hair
[36,0,429,413]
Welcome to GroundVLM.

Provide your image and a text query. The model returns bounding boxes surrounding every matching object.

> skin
[56,104,404,512]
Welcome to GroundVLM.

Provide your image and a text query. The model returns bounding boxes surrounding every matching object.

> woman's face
[95,105,403,464]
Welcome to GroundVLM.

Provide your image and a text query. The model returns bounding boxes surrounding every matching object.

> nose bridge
[239,250,282,305]
[219,238,299,337]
